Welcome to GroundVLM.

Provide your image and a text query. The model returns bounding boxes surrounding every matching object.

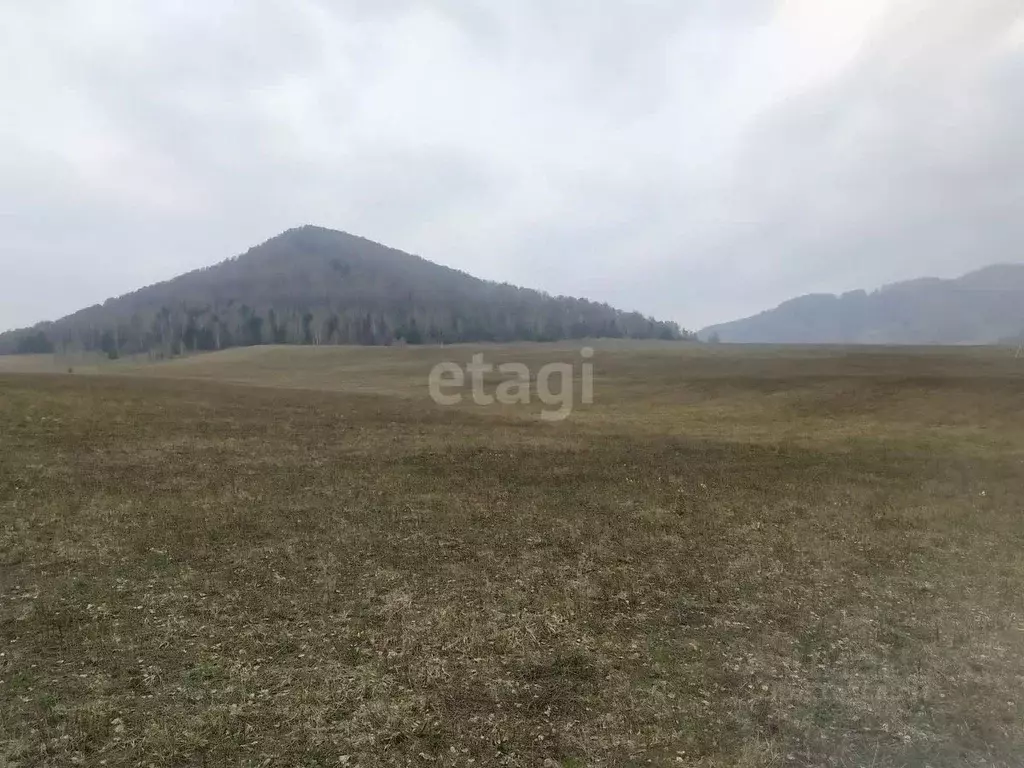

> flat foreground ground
[2,344,1024,767]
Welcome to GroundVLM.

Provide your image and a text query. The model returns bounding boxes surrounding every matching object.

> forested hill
[1,226,689,357]
[700,264,1024,345]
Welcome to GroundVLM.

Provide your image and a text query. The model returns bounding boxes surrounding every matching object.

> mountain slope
[1,226,687,356]
[700,265,1024,345]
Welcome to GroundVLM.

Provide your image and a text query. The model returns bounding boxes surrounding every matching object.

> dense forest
[1,226,691,357]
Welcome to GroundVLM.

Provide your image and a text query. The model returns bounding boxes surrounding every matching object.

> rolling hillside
[0,226,688,356]
[701,264,1024,345]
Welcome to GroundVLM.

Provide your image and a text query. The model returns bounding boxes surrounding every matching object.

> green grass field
[2,344,1024,766]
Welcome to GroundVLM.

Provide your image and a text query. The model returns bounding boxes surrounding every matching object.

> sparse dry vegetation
[2,344,1024,766]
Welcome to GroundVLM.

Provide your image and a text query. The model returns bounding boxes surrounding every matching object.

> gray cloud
[2,0,1022,331]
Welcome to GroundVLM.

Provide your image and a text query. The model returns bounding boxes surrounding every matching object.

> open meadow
[2,343,1024,767]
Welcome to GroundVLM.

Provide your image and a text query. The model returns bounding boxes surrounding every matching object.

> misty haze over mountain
[701,264,1024,345]
[3,2,1024,333]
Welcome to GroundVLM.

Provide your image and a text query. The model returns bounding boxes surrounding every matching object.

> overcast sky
[2,0,1022,332]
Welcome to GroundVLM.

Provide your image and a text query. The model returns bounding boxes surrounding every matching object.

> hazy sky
[2,1,1022,332]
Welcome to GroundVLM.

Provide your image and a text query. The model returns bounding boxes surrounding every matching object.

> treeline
[1,226,693,357]
[7,300,686,358]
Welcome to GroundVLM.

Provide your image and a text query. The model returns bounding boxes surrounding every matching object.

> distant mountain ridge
[0,226,688,357]
[700,264,1024,345]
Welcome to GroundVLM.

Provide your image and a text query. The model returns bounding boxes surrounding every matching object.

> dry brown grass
[2,343,1024,766]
